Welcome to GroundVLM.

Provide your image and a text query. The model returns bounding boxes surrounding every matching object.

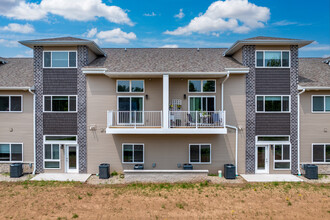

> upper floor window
[256,51,290,68]
[44,95,77,112]
[0,95,22,112]
[188,80,215,93]
[256,95,290,112]
[44,51,77,68]
[312,96,330,113]
[117,80,144,93]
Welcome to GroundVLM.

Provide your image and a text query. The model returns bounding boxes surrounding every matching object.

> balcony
[106,110,227,134]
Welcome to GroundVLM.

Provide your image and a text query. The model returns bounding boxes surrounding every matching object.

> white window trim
[43,95,78,113]
[116,80,145,93]
[312,143,330,164]
[188,79,216,93]
[43,51,77,68]
[311,95,330,113]
[0,95,23,113]
[255,50,291,68]
[188,96,216,112]
[273,144,291,170]
[255,135,290,145]
[117,96,145,125]
[0,143,23,163]
[122,143,144,164]
[43,143,61,169]
[43,135,78,144]
[189,144,212,164]
[255,95,291,113]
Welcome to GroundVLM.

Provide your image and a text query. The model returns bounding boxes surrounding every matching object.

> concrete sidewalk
[31,173,91,182]
[241,174,303,182]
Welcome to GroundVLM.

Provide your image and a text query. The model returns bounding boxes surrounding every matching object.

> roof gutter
[298,86,330,91]
[0,87,31,90]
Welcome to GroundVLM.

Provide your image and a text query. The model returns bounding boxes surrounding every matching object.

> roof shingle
[87,48,244,72]
[299,58,330,87]
[0,58,33,87]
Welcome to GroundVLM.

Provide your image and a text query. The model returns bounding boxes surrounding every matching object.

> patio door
[65,145,78,173]
[255,145,269,174]
[189,97,215,123]
[118,97,144,124]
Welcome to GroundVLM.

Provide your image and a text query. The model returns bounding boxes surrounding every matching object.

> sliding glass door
[189,97,215,123]
[118,97,143,124]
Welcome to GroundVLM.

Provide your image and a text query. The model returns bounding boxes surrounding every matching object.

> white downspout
[297,88,305,176]
[221,71,230,112]
[28,87,36,175]
[226,125,238,176]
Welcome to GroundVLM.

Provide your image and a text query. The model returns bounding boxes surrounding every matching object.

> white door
[255,145,269,174]
[65,145,78,173]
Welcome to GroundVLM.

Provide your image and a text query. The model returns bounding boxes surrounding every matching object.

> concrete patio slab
[241,174,303,182]
[31,173,91,182]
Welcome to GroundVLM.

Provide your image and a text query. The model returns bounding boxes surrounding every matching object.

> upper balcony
[106,110,226,134]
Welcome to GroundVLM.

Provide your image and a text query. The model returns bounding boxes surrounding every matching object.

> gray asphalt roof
[299,57,330,87]
[243,36,304,41]
[26,37,90,42]
[87,48,244,72]
[0,58,33,87]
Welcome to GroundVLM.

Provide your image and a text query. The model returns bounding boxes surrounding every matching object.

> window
[43,51,77,68]
[0,96,22,112]
[44,96,77,112]
[256,51,290,68]
[312,144,330,163]
[117,96,144,124]
[257,136,290,142]
[0,143,23,162]
[189,96,215,112]
[189,144,211,163]
[117,80,144,93]
[45,136,77,142]
[44,144,60,168]
[256,95,290,112]
[312,96,330,112]
[274,144,290,169]
[122,144,144,163]
[188,80,216,93]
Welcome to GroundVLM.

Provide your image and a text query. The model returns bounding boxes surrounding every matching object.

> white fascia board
[0,86,31,91]
[298,85,330,91]
[82,68,107,74]
[105,72,228,77]
[106,128,227,134]
[225,68,249,73]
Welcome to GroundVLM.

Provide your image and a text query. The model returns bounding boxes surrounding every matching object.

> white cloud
[160,44,179,48]
[15,50,33,57]
[0,0,133,26]
[0,23,34,33]
[144,12,157,17]
[96,28,137,44]
[273,20,297,26]
[323,54,330,58]
[164,0,270,35]
[0,39,19,47]
[174,9,185,19]
[87,28,98,38]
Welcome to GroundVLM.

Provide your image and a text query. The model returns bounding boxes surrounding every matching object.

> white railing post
[161,110,163,128]
[195,111,198,129]
[134,111,137,129]
[163,74,169,129]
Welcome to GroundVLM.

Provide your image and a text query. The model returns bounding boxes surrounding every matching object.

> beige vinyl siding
[232,48,242,64]
[86,74,246,174]
[300,91,330,164]
[0,90,34,163]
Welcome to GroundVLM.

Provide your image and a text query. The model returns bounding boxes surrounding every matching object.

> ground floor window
[122,144,144,163]
[0,143,23,162]
[189,144,211,164]
[273,144,290,169]
[44,144,60,169]
[312,144,330,163]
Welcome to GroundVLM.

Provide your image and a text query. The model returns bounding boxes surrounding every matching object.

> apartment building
[0,36,329,176]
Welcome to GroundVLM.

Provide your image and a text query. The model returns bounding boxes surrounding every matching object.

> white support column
[163,74,169,129]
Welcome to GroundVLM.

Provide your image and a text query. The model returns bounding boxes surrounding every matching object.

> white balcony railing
[169,111,225,128]
[107,111,162,128]
[107,110,225,129]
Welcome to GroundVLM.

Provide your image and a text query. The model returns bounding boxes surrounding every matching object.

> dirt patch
[0,181,329,219]
[0,173,34,182]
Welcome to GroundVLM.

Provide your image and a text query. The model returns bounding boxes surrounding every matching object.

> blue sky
[0,0,329,58]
